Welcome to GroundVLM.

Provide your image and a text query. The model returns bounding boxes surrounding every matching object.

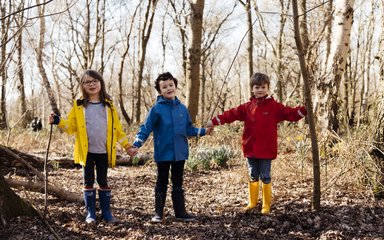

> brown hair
[80,69,112,107]
[250,73,270,96]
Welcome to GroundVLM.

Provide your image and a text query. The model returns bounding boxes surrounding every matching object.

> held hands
[206,120,214,128]
[205,120,214,135]
[127,146,139,158]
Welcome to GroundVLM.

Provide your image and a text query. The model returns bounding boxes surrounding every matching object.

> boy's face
[252,83,269,98]
[159,79,176,100]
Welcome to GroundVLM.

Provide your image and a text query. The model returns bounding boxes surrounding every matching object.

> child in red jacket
[207,72,307,214]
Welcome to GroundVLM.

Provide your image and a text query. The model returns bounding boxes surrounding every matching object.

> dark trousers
[155,160,185,192]
[83,152,108,188]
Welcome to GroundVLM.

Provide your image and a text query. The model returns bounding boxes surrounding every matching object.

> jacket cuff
[198,128,206,137]
[133,141,142,148]
[211,117,221,125]
[52,115,60,125]
[298,107,307,117]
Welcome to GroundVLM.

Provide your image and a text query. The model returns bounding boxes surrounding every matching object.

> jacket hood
[156,95,181,106]
[249,95,272,101]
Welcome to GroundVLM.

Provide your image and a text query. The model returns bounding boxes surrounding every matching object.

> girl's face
[252,83,269,98]
[83,75,101,100]
[159,79,176,100]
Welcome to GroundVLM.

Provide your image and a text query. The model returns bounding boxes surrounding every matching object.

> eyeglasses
[83,79,100,86]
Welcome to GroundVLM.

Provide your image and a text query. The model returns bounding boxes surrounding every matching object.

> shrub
[187,145,236,171]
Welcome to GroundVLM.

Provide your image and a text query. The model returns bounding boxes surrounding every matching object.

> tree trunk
[0,174,38,225]
[245,0,253,82]
[292,0,321,210]
[36,0,60,116]
[0,4,9,130]
[318,0,355,132]
[135,0,157,123]
[15,4,32,128]
[276,0,289,103]
[186,0,204,123]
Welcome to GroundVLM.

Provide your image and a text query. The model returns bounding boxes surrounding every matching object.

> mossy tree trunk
[0,174,37,225]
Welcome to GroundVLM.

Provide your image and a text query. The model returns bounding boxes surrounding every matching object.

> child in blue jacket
[128,72,213,222]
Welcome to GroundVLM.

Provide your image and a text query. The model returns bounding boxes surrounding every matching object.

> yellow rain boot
[261,182,272,215]
[243,181,259,211]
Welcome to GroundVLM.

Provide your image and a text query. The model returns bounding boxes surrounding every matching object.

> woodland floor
[1,159,384,240]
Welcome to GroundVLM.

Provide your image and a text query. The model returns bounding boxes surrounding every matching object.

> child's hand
[127,146,139,158]
[206,126,214,135]
[48,112,60,125]
[206,120,214,128]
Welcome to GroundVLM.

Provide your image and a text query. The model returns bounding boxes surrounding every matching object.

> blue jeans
[155,160,185,192]
[247,158,272,184]
[83,153,108,188]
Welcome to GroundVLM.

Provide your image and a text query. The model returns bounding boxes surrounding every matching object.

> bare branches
[0,0,53,21]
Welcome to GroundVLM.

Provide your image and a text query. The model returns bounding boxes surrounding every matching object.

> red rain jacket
[211,96,307,159]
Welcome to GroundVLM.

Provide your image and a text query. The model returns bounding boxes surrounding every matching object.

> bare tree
[292,0,321,211]
[186,0,204,123]
[35,0,60,115]
[239,0,253,96]
[0,2,10,129]
[317,0,355,132]
[117,3,140,125]
[169,0,189,80]
[15,3,32,128]
[135,0,158,123]
[358,1,375,126]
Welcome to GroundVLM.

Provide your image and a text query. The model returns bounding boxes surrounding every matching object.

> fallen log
[5,178,82,203]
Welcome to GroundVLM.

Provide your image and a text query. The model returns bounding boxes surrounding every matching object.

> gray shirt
[85,102,107,154]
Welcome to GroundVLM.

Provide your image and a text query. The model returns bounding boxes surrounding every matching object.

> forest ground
[1,126,384,239]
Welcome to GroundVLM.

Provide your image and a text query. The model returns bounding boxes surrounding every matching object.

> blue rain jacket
[133,96,206,162]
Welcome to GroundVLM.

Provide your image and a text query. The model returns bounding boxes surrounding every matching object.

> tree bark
[15,4,32,128]
[318,0,355,132]
[5,178,82,203]
[135,0,157,123]
[292,0,321,210]
[0,4,9,130]
[36,0,60,116]
[0,174,38,225]
[186,0,204,123]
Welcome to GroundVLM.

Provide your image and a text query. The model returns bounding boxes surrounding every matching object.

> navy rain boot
[83,188,96,224]
[98,189,117,223]
[172,189,196,222]
[151,190,167,223]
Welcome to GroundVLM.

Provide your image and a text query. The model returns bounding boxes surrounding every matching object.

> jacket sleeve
[114,107,130,148]
[57,105,78,135]
[211,103,246,126]
[133,107,156,148]
[185,111,206,137]
[277,102,307,122]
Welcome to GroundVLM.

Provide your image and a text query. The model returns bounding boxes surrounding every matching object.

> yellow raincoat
[58,99,131,167]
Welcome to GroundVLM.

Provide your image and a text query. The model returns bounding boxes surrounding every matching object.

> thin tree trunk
[117,4,139,125]
[135,0,157,123]
[243,0,253,100]
[359,4,374,124]
[186,0,204,123]
[15,4,32,128]
[292,0,321,210]
[0,4,9,129]
[36,0,60,116]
